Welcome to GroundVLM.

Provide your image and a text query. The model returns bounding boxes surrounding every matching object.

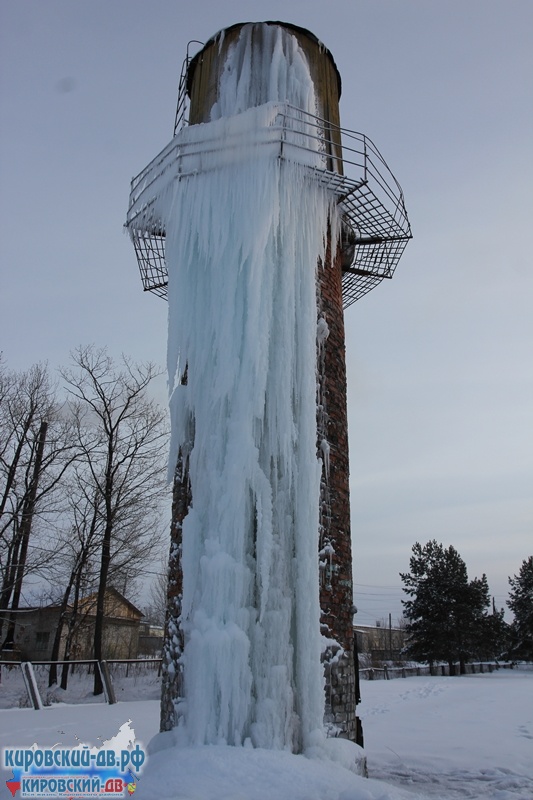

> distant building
[138,623,164,657]
[10,588,143,661]
[354,623,407,664]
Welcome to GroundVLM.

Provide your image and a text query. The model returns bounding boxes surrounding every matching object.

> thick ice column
[159,25,339,750]
[127,20,411,753]
[149,19,364,749]
[163,150,335,748]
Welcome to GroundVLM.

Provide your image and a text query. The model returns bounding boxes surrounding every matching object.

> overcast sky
[1,0,532,624]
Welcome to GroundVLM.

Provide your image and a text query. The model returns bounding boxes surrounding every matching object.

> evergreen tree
[401,540,493,673]
[507,556,533,660]
[475,601,509,661]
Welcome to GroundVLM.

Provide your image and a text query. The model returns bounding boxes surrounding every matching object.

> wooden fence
[360,661,527,680]
[2,658,530,708]
[0,658,162,710]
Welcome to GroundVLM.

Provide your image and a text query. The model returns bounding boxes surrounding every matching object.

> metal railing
[360,661,527,680]
[126,102,411,308]
[0,659,162,710]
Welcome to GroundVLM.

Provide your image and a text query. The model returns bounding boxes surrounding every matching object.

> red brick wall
[162,240,359,741]
[317,239,358,741]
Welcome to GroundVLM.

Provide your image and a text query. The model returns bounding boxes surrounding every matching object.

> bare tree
[47,475,103,687]
[0,361,78,648]
[61,346,169,693]
[142,556,168,627]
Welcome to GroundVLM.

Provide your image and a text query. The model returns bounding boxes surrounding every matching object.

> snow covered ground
[1,668,531,799]
[359,668,533,799]
[0,661,162,710]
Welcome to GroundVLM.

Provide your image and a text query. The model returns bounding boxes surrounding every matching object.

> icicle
[157,22,341,751]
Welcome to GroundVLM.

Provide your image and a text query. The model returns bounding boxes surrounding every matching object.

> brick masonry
[161,21,360,747]
[161,243,360,745]
[317,238,360,743]
[160,454,188,732]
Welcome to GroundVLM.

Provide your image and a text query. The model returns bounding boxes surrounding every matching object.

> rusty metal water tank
[185,21,344,173]
[128,20,412,307]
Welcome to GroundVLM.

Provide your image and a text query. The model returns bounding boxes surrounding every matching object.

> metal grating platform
[126,104,411,309]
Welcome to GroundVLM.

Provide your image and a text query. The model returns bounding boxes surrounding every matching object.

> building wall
[138,623,164,657]
[13,608,63,661]
[355,625,407,663]
[13,591,142,662]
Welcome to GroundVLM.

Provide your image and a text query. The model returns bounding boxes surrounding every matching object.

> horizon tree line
[400,540,532,671]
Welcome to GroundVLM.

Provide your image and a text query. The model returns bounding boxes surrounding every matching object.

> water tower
[126,22,410,751]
